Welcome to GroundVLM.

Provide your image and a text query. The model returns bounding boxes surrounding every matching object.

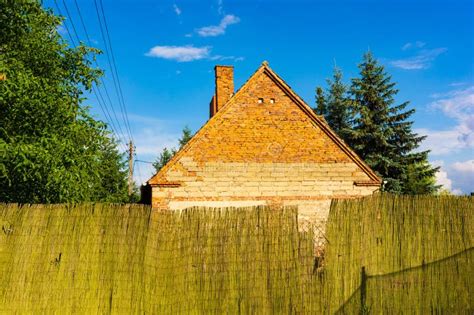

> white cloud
[449,160,474,194]
[196,14,240,37]
[430,86,474,121]
[416,86,474,156]
[431,159,474,195]
[401,41,426,51]
[449,82,466,87]
[415,86,474,194]
[145,45,210,62]
[173,4,181,15]
[416,127,472,155]
[145,45,243,62]
[435,168,453,191]
[415,41,426,48]
[134,127,179,156]
[431,86,474,149]
[452,160,474,173]
[217,0,224,15]
[390,48,447,70]
[401,43,412,51]
[417,86,474,194]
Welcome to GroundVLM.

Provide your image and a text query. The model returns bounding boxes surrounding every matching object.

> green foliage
[92,137,129,202]
[402,162,439,195]
[178,125,193,148]
[152,147,175,172]
[317,53,439,194]
[349,52,438,194]
[315,86,326,115]
[324,67,353,141]
[153,126,193,172]
[438,188,453,196]
[0,1,128,203]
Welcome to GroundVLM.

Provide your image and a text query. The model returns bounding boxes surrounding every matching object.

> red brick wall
[214,65,234,115]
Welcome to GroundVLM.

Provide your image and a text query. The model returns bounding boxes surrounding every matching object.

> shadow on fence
[335,247,474,314]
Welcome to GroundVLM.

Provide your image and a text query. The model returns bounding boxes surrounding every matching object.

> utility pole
[128,140,134,196]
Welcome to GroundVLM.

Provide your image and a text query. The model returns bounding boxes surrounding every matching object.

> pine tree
[178,126,193,148]
[153,126,193,172]
[403,163,439,195]
[324,67,353,142]
[152,147,175,172]
[314,87,326,115]
[350,51,438,193]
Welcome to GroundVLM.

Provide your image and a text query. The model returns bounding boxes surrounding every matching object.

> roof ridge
[260,64,381,183]
[148,62,381,185]
[147,64,266,185]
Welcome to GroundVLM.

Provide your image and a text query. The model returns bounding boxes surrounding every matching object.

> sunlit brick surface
[148,65,380,228]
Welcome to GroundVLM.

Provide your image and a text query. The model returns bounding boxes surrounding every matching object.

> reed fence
[0,194,472,313]
[324,194,473,313]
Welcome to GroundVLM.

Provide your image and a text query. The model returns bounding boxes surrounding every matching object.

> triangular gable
[148,62,381,186]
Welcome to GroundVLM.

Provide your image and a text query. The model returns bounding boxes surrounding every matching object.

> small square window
[270,98,275,104]
[258,98,264,104]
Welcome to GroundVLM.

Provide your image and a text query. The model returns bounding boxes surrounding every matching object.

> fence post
[360,266,367,314]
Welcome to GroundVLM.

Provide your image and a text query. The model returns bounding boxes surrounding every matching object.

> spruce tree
[314,87,326,116]
[178,126,193,148]
[153,126,193,172]
[324,67,353,142]
[350,52,438,193]
[153,147,175,172]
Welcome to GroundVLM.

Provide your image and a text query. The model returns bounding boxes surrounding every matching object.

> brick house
[145,62,381,224]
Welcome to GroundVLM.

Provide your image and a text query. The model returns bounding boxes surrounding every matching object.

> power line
[59,0,80,44]
[93,0,134,143]
[98,0,134,143]
[54,0,126,153]
[135,160,154,164]
[134,157,144,186]
[72,0,91,41]
[67,0,129,149]
[53,0,76,46]
[92,85,128,152]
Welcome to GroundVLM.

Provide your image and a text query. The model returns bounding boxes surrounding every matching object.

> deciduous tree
[0,1,129,203]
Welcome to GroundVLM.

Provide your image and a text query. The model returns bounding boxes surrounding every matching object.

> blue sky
[46,0,473,193]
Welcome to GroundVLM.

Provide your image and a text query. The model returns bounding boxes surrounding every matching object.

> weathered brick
[147,62,381,227]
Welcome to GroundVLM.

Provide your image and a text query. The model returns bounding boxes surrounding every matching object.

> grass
[0,194,472,313]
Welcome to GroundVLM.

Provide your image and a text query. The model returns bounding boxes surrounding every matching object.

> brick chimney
[210,65,234,118]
